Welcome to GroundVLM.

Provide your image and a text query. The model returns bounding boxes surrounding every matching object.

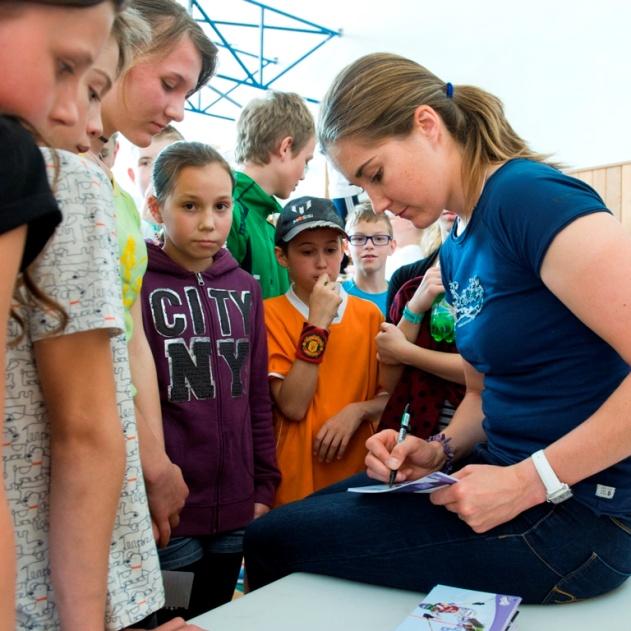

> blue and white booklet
[347,471,457,494]
[395,584,521,631]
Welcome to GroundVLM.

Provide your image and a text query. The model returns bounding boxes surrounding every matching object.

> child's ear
[387,237,397,255]
[343,238,352,258]
[146,195,164,225]
[274,245,289,269]
[278,136,294,161]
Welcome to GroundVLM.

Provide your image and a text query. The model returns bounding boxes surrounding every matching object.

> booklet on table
[395,583,521,631]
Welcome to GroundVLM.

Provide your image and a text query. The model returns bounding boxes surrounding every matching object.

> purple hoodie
[141,242,279,536]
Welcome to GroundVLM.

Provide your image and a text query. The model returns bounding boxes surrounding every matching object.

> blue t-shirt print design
[449,276,484,327]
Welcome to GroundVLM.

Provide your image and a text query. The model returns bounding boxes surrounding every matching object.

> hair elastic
[428,432,454,473]
[445,82,454,99]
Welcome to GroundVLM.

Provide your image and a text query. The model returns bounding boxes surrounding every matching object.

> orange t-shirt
[264,288,383,506]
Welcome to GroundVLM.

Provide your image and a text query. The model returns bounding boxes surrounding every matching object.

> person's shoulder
[229,263,264,293]
[487,159,604,219]
[263,295,295,332]
[233,170,280,215]
[491,159,584,195]
[264,293,289,311]
[0,115,34,149]
[0,116,36,156]
[347,294,383,320]
[41,149,111,191]
[233,170,262,198]
[114,182,136,206]
[0,118,47,185]
[495,158,555,179]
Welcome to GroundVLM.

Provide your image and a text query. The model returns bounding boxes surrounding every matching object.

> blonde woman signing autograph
[244,52,631,604]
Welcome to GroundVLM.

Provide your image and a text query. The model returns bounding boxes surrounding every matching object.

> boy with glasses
[342,203,396,315]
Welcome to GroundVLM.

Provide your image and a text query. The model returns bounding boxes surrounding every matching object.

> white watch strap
[531,449,563,494]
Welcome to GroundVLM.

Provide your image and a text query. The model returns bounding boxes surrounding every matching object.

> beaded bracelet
[427,433,454,473]
[402,303,424,325]
[295,322,330,364]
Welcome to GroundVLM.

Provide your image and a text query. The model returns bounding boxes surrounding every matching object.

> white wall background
[115,0,631,199]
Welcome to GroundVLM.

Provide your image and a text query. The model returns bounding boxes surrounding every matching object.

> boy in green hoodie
[228,91,315,298]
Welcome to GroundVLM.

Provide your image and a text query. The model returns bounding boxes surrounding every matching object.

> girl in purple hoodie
[141,141,280,619]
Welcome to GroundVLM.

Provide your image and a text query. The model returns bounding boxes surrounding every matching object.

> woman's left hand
[430,460,546,533]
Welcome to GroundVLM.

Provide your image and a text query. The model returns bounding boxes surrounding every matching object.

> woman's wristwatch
[531,449,573,504]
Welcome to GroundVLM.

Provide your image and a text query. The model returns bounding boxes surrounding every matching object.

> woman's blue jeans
[244,472,631,604]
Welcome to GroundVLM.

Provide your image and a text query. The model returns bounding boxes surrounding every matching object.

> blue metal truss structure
[186,0,342,120]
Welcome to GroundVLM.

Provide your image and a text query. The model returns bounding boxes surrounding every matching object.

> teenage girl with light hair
[245,52,631,603]
[91,0,219,552]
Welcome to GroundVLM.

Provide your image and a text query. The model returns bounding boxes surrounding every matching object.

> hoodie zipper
[194,271,223,534]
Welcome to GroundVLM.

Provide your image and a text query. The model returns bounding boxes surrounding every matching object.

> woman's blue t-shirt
[440,158,631,517]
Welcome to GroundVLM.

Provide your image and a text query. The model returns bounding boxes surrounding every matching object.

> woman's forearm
[442,360,486,462]
[544,373,631,486]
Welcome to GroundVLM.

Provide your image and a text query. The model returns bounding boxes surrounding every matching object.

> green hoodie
[227,171,290,299]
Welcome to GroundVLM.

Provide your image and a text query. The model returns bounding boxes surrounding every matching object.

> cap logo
[290,199,312,215]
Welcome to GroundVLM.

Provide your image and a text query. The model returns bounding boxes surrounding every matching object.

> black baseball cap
[275,196,347,245]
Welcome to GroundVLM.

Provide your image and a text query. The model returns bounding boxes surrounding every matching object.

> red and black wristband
[295,322,330,364]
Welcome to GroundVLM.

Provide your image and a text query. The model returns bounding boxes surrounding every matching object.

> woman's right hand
[407,266,445,315]
[365,430,445,483]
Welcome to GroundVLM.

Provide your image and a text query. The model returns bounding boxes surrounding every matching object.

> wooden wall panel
[605,167,622,220]
[570,160,631,231]
[621,164,631,233]
[575,170,593,186]
[591,169,608,203]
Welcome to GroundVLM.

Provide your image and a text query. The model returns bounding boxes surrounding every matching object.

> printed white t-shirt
[3,150,164,630]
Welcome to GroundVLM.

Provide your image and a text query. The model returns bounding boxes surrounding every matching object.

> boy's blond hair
[345,201,393,236]
[153,124,185,144]
[235,91,315,165]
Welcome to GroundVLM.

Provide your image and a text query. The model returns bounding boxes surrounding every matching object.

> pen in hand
[388,403,411,487]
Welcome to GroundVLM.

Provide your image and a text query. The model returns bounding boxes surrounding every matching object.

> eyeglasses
[348,234,393,247]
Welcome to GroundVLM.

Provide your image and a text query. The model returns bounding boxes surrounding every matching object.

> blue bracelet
[402,303,424,325]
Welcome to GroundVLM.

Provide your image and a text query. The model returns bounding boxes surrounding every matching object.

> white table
[190,572,631,630]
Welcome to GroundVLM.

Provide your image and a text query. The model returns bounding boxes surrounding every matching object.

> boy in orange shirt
[264,196,387,505]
